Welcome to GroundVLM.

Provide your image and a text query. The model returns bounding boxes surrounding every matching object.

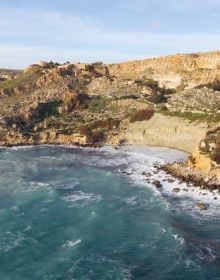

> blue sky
[0,0,219,68]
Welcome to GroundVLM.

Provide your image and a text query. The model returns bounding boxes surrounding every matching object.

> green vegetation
[129,108,154,123]
[91,62,103,67]
[31,100,62,123]
[135,78,159,89]
[88,97,108,113]
[0,69,42,91]
[159,110,220,123]
[196,80,220,91]
[80,118,120,133]
[136,78,176,95]
[134,78,175,104]
[4,114,26,128]
[4,100,63,131]
[79,118,120,144]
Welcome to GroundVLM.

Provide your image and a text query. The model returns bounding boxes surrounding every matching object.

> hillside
[0,51,219,187]
[108,51,220,89]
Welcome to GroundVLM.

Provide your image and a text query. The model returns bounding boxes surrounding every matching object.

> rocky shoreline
[1,139,219,191]
[1,142,219,211]
[162,162,220,191]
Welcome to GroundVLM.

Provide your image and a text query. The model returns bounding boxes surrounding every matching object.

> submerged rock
[196,202,208,210]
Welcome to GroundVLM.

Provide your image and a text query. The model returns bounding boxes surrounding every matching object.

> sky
[0,0,219,68]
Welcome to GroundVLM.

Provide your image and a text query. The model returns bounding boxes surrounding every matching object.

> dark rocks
[145,179,151,183]
[172,188,180,193]
[152,180,163,189]
[142,172,152,177]
[162,162,220,193]
[196,202,208,210]
[167,178,175,183]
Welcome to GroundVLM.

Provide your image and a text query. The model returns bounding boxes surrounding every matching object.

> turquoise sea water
[0,146,220,280]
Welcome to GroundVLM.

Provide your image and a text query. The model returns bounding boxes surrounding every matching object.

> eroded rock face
[189,127,220,180]
[0,51,220,183]
[163,161,220,191]
[108,113,208,153]
[107,51,220,89]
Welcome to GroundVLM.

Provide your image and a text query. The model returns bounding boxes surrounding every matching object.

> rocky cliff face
[107,51,220,89]
[192,127,220,178]
[107,113,209,153]
[0,51,219,185]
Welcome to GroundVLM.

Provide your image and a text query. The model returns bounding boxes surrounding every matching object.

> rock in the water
[153,180,163,189]
[196,202,208,210]
[172,188,180,193]
[142,172,151,177]
[167,178,175,183]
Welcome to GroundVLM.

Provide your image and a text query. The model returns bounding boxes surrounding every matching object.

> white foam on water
[172,234,185,245]
[0,231,38,253]
[98,145,220,215]
[8,145,35,151]
[62,239,82,248]
[64,191,102,204]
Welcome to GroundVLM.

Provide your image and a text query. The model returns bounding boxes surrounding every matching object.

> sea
[0,145,220,280]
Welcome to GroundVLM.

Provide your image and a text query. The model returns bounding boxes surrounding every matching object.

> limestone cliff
[190,127,220,179]
[107,51,220,89]
[0,51,220,186]
[107,113,210,153]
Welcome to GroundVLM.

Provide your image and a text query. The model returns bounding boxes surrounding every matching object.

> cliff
[107,113,210,153]
[0,51,219,186]
[107,51,220,89]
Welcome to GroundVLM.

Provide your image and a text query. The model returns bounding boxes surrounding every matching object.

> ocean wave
[63,191,102,205]
[62,239,82,249]
[106,146,220,215]
[172,234,185,245]
[0,231,38,253]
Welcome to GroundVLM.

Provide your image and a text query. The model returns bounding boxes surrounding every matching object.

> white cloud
[0,7,219,68]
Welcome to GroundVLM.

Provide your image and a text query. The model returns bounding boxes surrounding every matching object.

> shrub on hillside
[135,78,159,90]
[79,126,105,144]
[90,130,105,144]
[4,114,26,128]
[129,108,154,123]
[196,80,220,91]
[88,97,108,113]
[212,151,220,164]
[79,118,120,144]
[31,100,62,123]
